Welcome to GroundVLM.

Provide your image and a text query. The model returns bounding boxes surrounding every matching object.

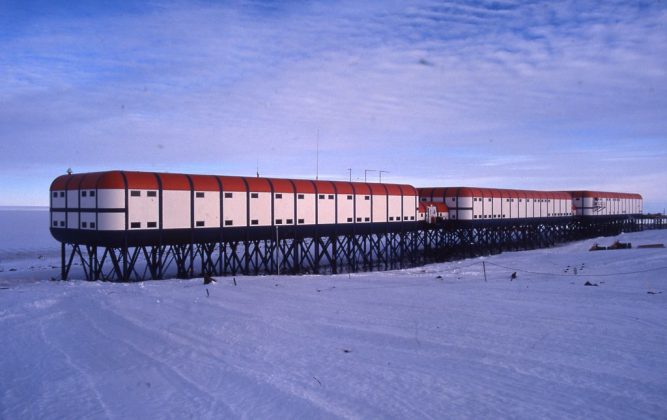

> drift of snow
[1,210,666,418]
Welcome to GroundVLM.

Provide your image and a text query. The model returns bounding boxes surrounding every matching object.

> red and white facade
[50,171,419,246]
[418,187,574,221]
[569,191,643,216]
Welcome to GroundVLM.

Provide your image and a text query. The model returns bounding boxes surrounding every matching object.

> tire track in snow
[80,301,235,417]
[38,317,113,419]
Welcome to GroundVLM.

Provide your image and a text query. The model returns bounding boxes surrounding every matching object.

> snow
[1,209,667,418]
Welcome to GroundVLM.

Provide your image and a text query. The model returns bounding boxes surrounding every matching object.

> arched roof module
[313,180,336,194]
[291,180,316,194]
[244,177,272,193]
[190,174,219,191]
[569,191,642,200]
[332,181,353,194]
[218,176,246,192]
[269,179,295,194]
[157,173,188,190]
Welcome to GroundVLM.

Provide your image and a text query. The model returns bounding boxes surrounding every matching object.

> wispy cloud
[0,0,666,209]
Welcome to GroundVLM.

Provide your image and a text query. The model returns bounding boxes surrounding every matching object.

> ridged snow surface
[1,209,666,418]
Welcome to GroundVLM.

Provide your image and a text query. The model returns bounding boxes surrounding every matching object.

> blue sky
[1,0,666,210]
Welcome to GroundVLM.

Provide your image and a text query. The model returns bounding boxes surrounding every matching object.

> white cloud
[0,0,666,206]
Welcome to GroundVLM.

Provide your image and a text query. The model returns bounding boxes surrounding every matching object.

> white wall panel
[98,213,125,230]
[194,191,220,228]
[98,189,125,209]
[163,191,190,229]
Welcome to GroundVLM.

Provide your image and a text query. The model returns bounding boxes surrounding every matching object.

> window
[131,222,141,229]
[53,221,58,226]
[488,198,491,202]
[404,216,408,220]
[53,192,57,198]
[147,222,157,228]
[81,222,87,228]
[410,216,415,220]
[298,194,304,199]
[364,196,370,200]
[347,195,353,200]
[319,194,325,199]
[90,191,96,197]
[224,220,233,226]
[356,217,361,222]
[251,219,258,225]
[224,192,233,198]
[364,217,370,222]
[275,219,283,225]
[389,217,394,221]
[196,192,205,198]
[196,221,205,227]
[251,193,258,199]
[147,191,157,197]
[60,221,65,227]
[347,217,353,222]
[328,194,334,200]
[60,192,65,198]
[90,222,96,229]
[81,191,87,197]
[474,215,477,219]
[286,219,293,224]
[275,193,282,199]
[298,219,305,224]
[131,191,141,197]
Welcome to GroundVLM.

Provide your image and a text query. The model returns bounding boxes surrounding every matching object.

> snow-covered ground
[1,209,666,419]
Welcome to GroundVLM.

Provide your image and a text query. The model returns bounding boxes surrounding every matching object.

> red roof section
[94,172,125,189]
[313,180,336,194]
[351,182,371,195]
[218,176,246,192]
[368,183,388,195]
[419,201,449,212]
[292,180,316,194]
[190,175,219,191]
[156,173,187,190]
[569,191,642,200]
[269,179,295,194]
[244,177,272,192]
[332,182,353,194]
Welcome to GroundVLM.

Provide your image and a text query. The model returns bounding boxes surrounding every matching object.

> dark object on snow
[233,277,237,286]
[206,288,210,297]
[589,243,606,251]
[637,243,665,249]
[510,272,517,281]
[647,291,663,295]
[203,274,216,285]
[608,240,631,250]
[9,268,16,272]
[436,275,442,279]
[584,281,598,287]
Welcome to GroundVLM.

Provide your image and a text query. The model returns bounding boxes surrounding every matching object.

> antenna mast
[316,129,319,180]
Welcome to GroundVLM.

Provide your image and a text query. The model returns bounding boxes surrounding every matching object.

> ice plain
[1,208,666,419]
